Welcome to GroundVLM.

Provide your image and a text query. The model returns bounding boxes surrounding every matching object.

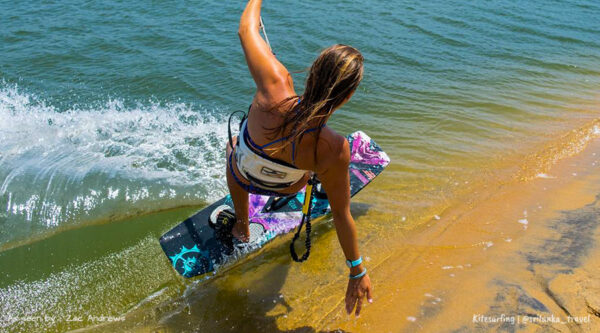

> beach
[65,121,600,333]
[1,0,599,332]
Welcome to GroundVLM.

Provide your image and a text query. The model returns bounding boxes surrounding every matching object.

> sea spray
[0,84,231,247]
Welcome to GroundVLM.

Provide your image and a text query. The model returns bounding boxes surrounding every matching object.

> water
[0,0,599,331]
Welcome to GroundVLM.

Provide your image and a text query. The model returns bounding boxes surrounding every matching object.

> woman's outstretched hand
[345,273,373,317]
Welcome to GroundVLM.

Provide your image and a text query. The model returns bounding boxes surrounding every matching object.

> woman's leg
[226,136,250,242]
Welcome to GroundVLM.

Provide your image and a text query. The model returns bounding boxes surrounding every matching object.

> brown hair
[264,44,364,162]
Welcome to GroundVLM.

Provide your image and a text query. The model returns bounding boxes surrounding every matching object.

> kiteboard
[159,131,390,278]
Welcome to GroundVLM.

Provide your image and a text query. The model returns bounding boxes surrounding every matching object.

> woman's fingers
[345,275,373,316]
[345,293,355,314]
[345,281,353,314]
[355,295,363,317]
[354,288,364,316]
[345,281,358,314]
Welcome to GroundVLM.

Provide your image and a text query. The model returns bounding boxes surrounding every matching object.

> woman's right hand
[345,272,374,317]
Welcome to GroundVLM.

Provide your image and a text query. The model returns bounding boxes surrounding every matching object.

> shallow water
[0,0,599,331]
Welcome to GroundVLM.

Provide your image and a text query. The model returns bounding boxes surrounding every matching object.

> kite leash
[290,175,318,262]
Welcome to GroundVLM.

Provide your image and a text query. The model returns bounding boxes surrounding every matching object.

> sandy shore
[78,135,600,333]
[318,138,600,332]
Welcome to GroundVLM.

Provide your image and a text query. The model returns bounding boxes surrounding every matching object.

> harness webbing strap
[228,110,247,150]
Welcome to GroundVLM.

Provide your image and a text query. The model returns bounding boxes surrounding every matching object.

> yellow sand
[83,127,600,333]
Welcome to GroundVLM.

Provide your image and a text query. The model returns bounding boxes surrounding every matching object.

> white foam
[0,83,230,243]
[535,173,555,179]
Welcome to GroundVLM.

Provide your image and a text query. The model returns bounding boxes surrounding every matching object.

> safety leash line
[290,175,317,262]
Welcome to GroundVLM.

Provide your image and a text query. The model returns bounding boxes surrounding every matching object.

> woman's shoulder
[254,71,295,106]
[315,127,350,172]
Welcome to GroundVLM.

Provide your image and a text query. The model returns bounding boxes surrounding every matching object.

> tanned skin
[226,0,373,317]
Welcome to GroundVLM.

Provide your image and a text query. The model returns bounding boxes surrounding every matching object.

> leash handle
[302,181,314,214]
[290,175,317,262]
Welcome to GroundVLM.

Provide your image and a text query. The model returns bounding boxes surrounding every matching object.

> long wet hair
[264,44,364,161]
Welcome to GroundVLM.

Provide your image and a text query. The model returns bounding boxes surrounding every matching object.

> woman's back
[245,95,335,174]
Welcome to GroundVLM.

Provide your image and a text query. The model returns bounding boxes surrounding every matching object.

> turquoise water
[1,0,599,331]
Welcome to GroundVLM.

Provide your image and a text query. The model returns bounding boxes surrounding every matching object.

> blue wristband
[349,267,367,279]
[346,256,363,268]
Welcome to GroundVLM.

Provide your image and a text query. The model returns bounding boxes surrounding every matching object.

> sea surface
[0,0,599,331]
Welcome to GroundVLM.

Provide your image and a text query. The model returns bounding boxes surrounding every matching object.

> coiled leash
[290,175,318,262]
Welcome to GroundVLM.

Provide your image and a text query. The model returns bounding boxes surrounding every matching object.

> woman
[224,0,373,316]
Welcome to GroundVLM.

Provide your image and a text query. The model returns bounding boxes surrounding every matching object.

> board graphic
[159,131,390,278]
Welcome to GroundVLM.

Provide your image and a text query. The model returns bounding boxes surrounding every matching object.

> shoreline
[77,127,600,333]
[1,1,599,331]
[0,120,597,332]
[318,136,600,332]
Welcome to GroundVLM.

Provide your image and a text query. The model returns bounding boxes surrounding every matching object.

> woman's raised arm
[238,0,291,96]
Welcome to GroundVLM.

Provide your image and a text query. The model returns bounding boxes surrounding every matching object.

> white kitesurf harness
[234,117,308,191]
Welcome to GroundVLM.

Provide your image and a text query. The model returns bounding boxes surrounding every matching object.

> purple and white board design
[159,131,390,278]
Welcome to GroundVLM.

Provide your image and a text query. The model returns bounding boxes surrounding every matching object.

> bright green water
[0,0,599,331]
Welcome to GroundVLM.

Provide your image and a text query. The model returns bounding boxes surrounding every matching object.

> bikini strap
[245,97,324,165]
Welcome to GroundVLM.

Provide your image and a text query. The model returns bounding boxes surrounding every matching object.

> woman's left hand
[345,273,373,317]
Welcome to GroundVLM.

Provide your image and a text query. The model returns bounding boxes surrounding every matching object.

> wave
[0,83,230,248]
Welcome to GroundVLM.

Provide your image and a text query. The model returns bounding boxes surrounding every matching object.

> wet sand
[322,138,600,332]
[79,135,600,333]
